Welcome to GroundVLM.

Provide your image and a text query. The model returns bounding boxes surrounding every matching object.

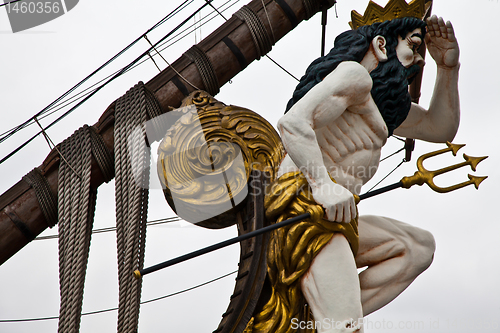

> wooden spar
[0,0,335,265]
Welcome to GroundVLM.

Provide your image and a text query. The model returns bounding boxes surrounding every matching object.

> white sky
[1,0,499,332]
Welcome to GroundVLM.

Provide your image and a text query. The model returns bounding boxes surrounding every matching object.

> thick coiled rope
[29,81,158,333]
[114,82,152,333]
[57,125,95,333]
[23,167,58,227]
[184,45,220,96]
[234,5,274,59]
[302,0,320,20]
[22,125,113,231]
[89,126,115,183]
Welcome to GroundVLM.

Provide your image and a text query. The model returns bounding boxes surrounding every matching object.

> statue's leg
[301,233,364,333]
[355,215,436,316]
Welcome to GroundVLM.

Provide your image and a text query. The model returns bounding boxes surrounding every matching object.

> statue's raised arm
[394,15,460,142]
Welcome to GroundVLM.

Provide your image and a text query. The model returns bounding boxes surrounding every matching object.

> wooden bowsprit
[134,141,488,279]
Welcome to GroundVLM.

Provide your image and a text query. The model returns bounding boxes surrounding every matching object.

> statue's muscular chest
[315,108,388,184]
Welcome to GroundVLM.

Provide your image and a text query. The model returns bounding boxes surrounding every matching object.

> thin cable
[0,0,22,8]
[1,0,192,140]
[140,270,237,305]
[144,35,200,90]
[52,0,238,116]
[34,118,82,179]
[0,270,238,323]
[1,0,246,169]
[261,0,276,43]
[154,0,238,54]
[392,135,406,142]
[0,0,215,166]
[35,217,182,240]
[0,0,240,141]
[379,147,405,162]
[202,0,299,82]
[265,56,299,81]
[367,159,405,193]
[0,0,193,144]
[204,0,227,20]
[146,51,162,72]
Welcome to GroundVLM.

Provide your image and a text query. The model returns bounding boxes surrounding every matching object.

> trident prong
[400,142,488,193]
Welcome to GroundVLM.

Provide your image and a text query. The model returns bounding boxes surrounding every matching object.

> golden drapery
[252,171,359,333]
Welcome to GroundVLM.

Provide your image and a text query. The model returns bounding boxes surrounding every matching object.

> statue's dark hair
[285,17,427,113]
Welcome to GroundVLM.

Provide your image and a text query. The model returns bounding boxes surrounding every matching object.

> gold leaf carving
[157,91,284,229]
[349,0,431,30]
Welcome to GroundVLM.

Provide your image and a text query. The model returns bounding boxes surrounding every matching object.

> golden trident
[400,141,488,192]
[357,141,488,201]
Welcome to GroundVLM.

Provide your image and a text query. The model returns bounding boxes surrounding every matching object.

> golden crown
[349,0,432,29]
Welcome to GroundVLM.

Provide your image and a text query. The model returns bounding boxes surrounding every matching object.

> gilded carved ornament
[349,0,432,29]
[157,91,284,229]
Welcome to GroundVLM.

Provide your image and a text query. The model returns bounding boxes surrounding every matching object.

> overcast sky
[1,0,499,332]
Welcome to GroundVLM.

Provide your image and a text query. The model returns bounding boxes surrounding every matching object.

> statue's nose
[414,52,425,68]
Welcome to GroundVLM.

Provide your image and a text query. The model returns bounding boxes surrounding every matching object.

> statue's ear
[372,36,388,62]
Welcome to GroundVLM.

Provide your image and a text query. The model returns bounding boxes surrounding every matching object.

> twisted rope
[23,167,58,227]
[114,82,151,333]
[57,125,95,333]
[234,5,274,59]
[302,0,320,20]
[184,45,220,96]
[89,126,115,182]
[51,81,157,333]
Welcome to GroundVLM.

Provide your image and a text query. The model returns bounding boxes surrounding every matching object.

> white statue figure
[252,14,460,333]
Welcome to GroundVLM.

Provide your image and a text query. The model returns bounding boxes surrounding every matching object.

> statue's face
[395,28,424,69]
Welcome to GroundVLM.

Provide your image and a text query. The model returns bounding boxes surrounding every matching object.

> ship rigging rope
[303,0,320,20]
[0,0,211,166]
[114,81,164,333]
[34,217,183,241]
[234,5,274,59]
[56,125,96,333]
[184,45,220,95]
[0,0,193,143]
[22,168,58,227]
[0,270,238,323]
[210,0,299,80]
[2,0,240,135]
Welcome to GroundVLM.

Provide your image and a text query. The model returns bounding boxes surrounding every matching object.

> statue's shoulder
[321,61,373,104]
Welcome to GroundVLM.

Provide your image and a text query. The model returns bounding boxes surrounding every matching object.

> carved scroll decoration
[157,91,284,229]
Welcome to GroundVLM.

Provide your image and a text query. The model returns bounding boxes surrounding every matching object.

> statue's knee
[417,228,436,269]
[406,228,435,274]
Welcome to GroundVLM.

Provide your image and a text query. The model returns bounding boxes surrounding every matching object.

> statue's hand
[311,182,356,223]
[425,15,460,69]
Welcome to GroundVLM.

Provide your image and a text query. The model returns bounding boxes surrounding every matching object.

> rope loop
[56,125,95,333]
[303,0,320,20]
[89,126,115,183]
[234,5,274,59]
[23,167,58,228]
[184,45,220,96]
[114,81,151,333]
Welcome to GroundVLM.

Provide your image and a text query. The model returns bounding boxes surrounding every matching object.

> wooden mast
[0,0,335,265]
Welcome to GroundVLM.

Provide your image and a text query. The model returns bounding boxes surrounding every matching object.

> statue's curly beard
[370,56,421,136]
